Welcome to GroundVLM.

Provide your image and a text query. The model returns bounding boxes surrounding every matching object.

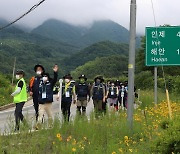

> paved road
[0,95,94,134]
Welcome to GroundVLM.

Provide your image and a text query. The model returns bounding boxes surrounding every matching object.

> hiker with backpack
[29,64,45,121]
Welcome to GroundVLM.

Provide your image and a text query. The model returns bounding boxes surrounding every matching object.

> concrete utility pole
[127,0,137,133]
[12,57,16,85]
[154,67,158,105]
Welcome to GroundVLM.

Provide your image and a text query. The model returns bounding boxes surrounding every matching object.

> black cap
[63,74,73,80]
[34,64,45,72]
[79,74,87,81]
[43,73,50,79]
[16,69,25,76]
[94,75,104,82]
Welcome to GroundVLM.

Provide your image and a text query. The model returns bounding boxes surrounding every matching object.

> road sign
[146,26,180,66]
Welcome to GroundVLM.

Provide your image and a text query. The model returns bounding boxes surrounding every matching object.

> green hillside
[61,41,129,72]
[31,19,130,47]
[71,55,128,79]
[0,38,72,77]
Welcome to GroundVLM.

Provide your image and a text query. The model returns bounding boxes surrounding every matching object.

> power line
[0,0,45,31]
[150,0,167,90]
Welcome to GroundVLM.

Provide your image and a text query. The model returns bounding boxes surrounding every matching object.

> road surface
[0,95,94,134]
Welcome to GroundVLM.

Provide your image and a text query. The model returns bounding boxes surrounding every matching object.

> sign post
[146,26,180,119]
[59,79,63,114]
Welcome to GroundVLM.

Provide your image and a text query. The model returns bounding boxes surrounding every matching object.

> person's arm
[11,81,23,96]
[106,88,109,98]
[51,65,58,88]
[90,84,94,98]
[51,71,58,88]
[102,85,106,102]
[116,87,119,95]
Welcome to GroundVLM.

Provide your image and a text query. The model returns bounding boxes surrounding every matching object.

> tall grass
[0,90,180,154]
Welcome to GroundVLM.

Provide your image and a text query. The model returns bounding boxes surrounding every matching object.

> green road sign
[146,26,180,66]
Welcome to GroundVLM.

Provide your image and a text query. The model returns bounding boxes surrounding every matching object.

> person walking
[91,76,106,116]
[57,74,76,122]
[118,83,128,110]
[106,81,119,111]
[29,64,45,121]
[11,70,27,131]
[37,65,58,127]
[75,75,90,115]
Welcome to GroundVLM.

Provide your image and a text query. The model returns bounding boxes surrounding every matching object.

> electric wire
[0,0,45,31]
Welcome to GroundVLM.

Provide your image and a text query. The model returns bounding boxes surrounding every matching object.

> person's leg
[14,104,20,131]
[38,104,45,123]
[61,102,68,121]
[14,102,25,131]
[98,100,103,111]
[44,103,53,126]
[82,100,87,115]
[93,100,98,111]
[76,100,82,115]
[67,102,71,121]
[33,97,39,121]
[18,102,25,121]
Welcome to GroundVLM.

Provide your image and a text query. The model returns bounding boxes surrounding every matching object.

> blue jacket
[38,72,58,104]
[92,83,104,100]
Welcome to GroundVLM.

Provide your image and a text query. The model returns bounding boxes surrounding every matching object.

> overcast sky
[0,0,179,34]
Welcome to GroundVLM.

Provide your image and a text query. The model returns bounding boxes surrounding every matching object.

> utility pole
[12,57,16,85]
[154,67,158,105]
[127,0,137,133]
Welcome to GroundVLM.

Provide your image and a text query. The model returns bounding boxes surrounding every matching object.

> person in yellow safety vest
[57,74,76,122]
[11,70,27,131]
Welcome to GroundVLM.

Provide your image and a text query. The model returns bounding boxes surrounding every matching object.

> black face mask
[96,81,100,84]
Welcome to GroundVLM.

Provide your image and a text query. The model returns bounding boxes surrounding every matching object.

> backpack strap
[29,76,35,91]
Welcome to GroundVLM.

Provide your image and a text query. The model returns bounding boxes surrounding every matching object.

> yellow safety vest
[14,78,28,103]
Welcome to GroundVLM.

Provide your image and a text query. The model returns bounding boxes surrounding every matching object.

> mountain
[61,41,129,72]
[71,55,128,79]
[0,19,80,77]
[31,19,130,47]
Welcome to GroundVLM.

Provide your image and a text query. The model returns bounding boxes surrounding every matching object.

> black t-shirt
[18,81,24,89]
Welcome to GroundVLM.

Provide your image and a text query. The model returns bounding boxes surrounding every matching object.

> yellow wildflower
[56,133,61,138]
[124,136,128,140]
[119,148,123,153]
[129,149,133,152]
[72,148,76,152]
[112,152,116,154]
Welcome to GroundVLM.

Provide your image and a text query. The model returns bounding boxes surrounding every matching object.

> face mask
[80,79,85,83]
[36,71,42,75]
[65,79,70,83]
[111,84,115,86]
[43,77,48,82]
[16,75,20,80]
[96,80,100,84]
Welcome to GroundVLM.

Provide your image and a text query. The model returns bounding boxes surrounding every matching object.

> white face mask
[16,75,20,79]
[65,79,70,83]
[43,77,48,82]
[36,71,42,75]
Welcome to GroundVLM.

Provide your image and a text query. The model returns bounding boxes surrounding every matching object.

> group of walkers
[11,64,130,131]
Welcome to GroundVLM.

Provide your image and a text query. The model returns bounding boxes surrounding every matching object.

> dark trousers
[33,97,39,121]
[61,101,71,122]
[14,102,25,130]
[119,97,127,108]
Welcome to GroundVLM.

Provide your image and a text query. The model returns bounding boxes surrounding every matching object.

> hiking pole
[59,79,63,115]
[121,91,124,110]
